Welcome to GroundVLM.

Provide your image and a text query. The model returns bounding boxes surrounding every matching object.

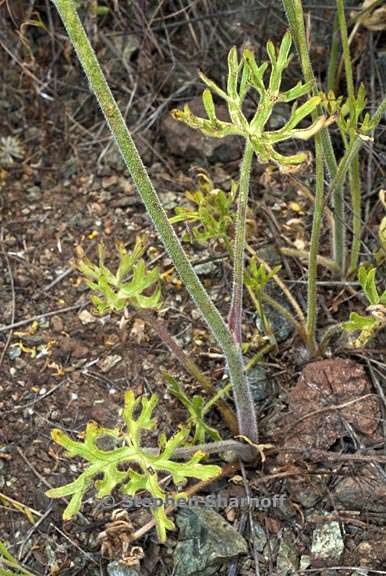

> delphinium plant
[171,30,332,357]
[48,238,237,541]
[48,0,386,542]
[46,390,222,542]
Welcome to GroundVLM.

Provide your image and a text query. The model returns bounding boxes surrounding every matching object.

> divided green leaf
[77,237,161,313]
[169,173,237,250]
[46,391,221,542]
[172,32,332,168]
[342,265,386,347]
[165,373,221,444]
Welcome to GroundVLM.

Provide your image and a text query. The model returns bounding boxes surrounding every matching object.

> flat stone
[276,529,299,574]
[281,358,381,459]
[254,522,267,552]
[50,315,64,333]
[193,261,217,276]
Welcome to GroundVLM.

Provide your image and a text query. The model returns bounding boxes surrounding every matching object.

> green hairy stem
[306,137,324,349]
[336,0,355,98]
[336,0,361,273]
[320,127,345,272]
[51,0,258,445]
[348,156,362,271]
[327,14,340,93]
[228,142,254,345]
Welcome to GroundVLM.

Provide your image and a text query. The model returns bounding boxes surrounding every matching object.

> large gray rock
[174,507,248,576]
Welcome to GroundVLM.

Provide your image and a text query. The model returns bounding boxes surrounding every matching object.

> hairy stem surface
[349,155,362,271]
[306,137,324,350]
[337,0,361,273]
[228,142,254,346]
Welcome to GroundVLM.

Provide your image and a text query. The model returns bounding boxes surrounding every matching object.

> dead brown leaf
[130,317,146,344]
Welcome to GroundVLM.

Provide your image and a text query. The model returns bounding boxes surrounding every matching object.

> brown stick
[127,440,386,544]
[142,439,256,461]
[280,447,386,464]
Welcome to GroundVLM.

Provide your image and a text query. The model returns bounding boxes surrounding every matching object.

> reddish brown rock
[282,358,381,452]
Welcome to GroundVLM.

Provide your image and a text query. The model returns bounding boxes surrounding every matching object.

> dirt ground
[0,1,386,575]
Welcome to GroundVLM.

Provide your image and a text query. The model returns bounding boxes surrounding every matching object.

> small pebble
[50,316,64,333]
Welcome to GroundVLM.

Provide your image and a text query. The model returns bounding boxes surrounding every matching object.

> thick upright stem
[228,142,254,345]
[336,0,355,97]
[327,14,340,93]
[322,12,345,270]
[349,155,362,271]
[321,129,345,272]
[51,0,258,445]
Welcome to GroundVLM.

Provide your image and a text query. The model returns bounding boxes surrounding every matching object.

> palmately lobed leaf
[47,390,221,542]
[168,176,236,248]
[77,240,161,314]
[172,32,332,169]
